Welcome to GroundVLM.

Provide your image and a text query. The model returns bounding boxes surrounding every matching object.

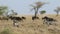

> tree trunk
[35,8,38,17]
[56,12,59,16]
[35,11,37,17]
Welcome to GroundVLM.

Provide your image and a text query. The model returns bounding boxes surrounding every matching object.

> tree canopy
[0,6,8,15]
[30,2,46,17]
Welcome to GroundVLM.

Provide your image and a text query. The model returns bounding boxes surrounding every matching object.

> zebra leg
[15,23,19,27]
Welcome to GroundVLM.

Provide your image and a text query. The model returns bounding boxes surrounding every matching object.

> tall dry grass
[0,14,60,34]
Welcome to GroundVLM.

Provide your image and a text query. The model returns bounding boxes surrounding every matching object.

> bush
[40,10,46,14]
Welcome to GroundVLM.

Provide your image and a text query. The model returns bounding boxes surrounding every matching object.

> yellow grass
[0,14,60,34]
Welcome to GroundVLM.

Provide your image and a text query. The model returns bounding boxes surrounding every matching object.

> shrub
[40,10,46,14]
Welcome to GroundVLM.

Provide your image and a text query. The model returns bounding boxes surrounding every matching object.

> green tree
[40,10,46,14]
[0,6,8,15]
[54,7,60,16]
[30,2,46,17]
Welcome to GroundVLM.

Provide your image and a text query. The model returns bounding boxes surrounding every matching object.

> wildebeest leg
[13,22,15,27]
[46,22,50,26]
[43,21,45,24]
[43,19,46,24]
[49,22,52,25]
[15,23,19,28]
[13,20,19,27]
[47,21,52,26]
[17,25,19,27]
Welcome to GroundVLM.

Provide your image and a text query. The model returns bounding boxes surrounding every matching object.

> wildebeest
[42,16,57,25]
[2,17,9,20]
[8,16,23,21]
[32,16,39,21]
[21,16,26,20]
[0,16,9,20]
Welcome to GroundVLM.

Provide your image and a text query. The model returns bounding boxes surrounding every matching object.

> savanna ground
[0,14,60,34]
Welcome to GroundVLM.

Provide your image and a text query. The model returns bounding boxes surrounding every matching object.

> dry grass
[0,14,60,34]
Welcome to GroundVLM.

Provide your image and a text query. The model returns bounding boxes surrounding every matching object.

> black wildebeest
[42,16,57,25]
[32,16,39,21]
